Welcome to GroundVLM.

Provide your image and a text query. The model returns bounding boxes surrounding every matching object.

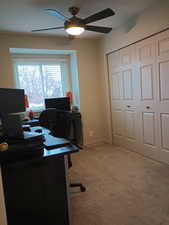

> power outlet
[89,130,94,137]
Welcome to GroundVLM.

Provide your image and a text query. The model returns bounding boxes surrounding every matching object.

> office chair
[39,108,86,192]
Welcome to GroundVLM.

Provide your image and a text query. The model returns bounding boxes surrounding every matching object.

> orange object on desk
[29,110,34,120]
[24,95,29,108]
[66,91,73,104]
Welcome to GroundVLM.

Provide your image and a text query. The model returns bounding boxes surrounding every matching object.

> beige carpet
[70,144,169,225]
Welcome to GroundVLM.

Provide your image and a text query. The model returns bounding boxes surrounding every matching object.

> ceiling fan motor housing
[64,17,85,29]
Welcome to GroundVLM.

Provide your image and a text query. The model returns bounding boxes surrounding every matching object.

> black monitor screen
[45,97,71,111]
[0,88,25,114]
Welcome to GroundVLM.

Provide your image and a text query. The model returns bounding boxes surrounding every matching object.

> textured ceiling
[0,0,158,38]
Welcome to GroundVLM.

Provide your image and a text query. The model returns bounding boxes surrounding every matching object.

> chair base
[70,183,86,192]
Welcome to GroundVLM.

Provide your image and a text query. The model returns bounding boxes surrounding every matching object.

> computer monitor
[0,88,25,139]
[45,97,71,111]
[0,88,25,114]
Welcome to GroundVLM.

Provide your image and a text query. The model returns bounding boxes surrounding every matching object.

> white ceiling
[0,0,158,38]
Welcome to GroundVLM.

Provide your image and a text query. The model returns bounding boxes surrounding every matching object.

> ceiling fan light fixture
[33,7,115,35]
[66,26,84,35]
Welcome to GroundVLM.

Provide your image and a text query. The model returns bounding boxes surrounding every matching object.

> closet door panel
[108,52,124,145]
[122,69,133,100]
[157,30,169,59]
[159,113,169,164]
[161,113,169,150]
[120,46,134,67]
[138,41,155,61]
[113,110,123,136]
[123,107,138,151]
[156,30,169,105]
[108,51,121,72]
[156,30,169,164]
[139,44,152,60]
[136,37,157,103]
[159,61,169,101]
[140,65,154,100]
[112,109,124,145]
[110,72,123,100]
[120,46,140,102]
[135,37,160,160]
[142,112,155,146]
[124,110,136,140]
[141,111,159,160]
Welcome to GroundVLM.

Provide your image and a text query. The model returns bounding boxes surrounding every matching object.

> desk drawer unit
[2,155,70,225]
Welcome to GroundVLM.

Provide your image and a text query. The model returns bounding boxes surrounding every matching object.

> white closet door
[108,51,123,102]
[108,51,124,146]
[108,30,169,165]
[136,37,160,160]
[111,107,124,146]
[110,72,123,100]
[155,30,169,164]
[123,106,138,151]
[120,47,139,152]
[108,46,140,151]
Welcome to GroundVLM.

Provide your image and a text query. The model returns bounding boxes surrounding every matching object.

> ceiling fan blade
[85,25,112,33]
[82,8,115,24]
[45,9,69,21]
[32,26,64,32]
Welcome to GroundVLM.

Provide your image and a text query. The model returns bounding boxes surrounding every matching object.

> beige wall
[0,33,105,145]
[99,0,169,143]
[102,0,169,54]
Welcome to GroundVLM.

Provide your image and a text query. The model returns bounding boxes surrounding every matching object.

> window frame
[12,55,72,111]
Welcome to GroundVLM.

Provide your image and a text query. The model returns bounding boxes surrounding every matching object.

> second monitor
[45,97,71,111]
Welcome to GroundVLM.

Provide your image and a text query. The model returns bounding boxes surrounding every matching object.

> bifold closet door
[108,51,124,146]
[155,30,169,164]
[135,37,160,161]
[108,46,140,152]
[108,29,169,165]
[120,47,140,152]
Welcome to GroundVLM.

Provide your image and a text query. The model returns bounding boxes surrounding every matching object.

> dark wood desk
[1,128,78,225]
[22,119,39,127]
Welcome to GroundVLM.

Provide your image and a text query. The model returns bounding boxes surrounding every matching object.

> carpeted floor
[70,144,169,225]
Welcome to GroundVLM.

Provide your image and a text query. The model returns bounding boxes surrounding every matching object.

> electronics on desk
[0,88,43,143]
[45,97,71,111]
[0,88,25,113]
[0,88,25,139]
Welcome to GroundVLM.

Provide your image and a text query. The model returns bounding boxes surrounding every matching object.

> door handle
[146,106,150,109]
[126,105,131,108]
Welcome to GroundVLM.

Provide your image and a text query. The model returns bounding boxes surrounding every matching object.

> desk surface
[0,126,78,165]
[22,119,39,126]
[31,126,70,149]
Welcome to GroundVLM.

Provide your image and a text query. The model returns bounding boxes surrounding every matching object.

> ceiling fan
[32,7,115,36]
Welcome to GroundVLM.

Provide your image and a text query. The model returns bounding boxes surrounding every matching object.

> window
[13,56,71,111]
